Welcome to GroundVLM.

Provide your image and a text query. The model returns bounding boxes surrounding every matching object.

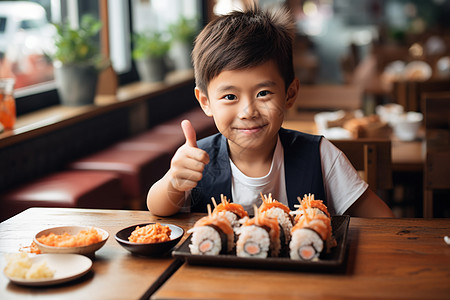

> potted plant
[132,32,171,82]
[51,15,103,106]
[168,16,199,70]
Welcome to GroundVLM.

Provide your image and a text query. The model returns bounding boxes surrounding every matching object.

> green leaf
[168,16,199,44]
[132,32,171,59]
[51,14,103,66]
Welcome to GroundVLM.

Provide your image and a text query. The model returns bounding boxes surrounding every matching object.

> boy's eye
[257,90,271,97]
[223,94,237,101]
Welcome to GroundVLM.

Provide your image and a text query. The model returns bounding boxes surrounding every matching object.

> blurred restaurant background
[0,0,449,221]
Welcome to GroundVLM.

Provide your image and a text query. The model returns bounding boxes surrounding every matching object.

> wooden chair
[422,91,450,143]
[421,92,450,217]
[294,84,363,112]
[330,139,393,192]
[392,78,450,112]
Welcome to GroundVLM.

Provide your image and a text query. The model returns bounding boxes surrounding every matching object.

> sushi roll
[211,194,248,230]
[289,210,332,261]
[236,205,281,258]
[258,193,293,248]
[188,205,234,255]
[289,195,335,261]
[291,193,331,224]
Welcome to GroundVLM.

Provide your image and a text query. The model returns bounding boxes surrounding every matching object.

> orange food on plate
[20,241,42,254]
[128,223,171,243]
[36,228,103,247]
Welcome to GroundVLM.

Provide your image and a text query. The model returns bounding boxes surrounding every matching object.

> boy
[147,5,394,218]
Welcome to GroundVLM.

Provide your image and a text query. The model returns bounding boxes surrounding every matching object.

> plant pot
[169,41,192,70]
[135,57,167,82]
[54,62,99,106]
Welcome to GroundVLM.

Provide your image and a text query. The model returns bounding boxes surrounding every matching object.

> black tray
[172,215,350,272]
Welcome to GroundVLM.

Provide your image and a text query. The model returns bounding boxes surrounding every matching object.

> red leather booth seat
[166,107,218,140]
[68,107,216,209]
[0,170,123,222]
[68,147,172,209]
[116,107,217,156]
[114,126,186,156]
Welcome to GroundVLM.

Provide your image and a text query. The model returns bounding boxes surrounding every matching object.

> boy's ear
[195,87,213,116]
[285,78,300,109]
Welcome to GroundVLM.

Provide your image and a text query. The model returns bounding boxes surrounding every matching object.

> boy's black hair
[192,5,296,95]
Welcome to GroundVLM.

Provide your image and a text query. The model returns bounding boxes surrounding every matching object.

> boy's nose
[237,98,259,119]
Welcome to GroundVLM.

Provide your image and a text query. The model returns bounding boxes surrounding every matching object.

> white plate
[4,254,92,286]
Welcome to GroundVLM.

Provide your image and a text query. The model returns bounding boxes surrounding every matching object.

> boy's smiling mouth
[234,124,267,134]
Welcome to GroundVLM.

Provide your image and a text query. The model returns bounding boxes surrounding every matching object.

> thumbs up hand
[182,119,198,148]
[168,120,210,192]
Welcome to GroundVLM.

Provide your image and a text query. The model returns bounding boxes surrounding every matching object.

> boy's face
[195,60,299,154]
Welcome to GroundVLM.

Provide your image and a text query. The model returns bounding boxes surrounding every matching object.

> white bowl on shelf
[391,112,423,141]
[376,103,404,125]
[403,61,432,81]
[436,56,450,77]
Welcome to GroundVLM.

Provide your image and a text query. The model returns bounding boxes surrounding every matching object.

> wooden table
[0,207,199,300]
[1,209,449,299]
[153,218,450,300]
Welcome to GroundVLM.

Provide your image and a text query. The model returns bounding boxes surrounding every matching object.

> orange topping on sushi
[194,204,234,235]
[293,209,332,241]
[243,205,280,243]
[259,193,290,215]
[212,194,248,219]
[294,194,330,222]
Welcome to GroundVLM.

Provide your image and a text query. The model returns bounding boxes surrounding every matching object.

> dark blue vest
[190,128,325,212]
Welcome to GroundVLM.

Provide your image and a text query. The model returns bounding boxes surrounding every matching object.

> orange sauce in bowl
[36,228,103,247]
[128,223,171,243]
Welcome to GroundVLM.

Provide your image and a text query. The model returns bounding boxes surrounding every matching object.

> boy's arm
[146,120,210,216]
[146,172,186,216]
[344,188,395,217]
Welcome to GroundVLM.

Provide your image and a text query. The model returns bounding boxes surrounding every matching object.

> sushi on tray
[258,193,294,251]
[187,193,337,261]
[188,204,234,255]
[236,204,282,258]
[211,194,248,231]
[289,194,337,261]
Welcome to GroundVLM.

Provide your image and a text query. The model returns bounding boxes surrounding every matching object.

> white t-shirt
[230,136,287,215]
[229,137,367,216]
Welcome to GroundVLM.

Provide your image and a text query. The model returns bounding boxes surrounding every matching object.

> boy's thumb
[181,120,198,148]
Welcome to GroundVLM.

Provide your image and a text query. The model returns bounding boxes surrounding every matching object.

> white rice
[236,225,270,258]
[4,253,54,279]
[289,228,324,261]
[215,211,239,230]
[263,207,293,245]
[189,226,223,255]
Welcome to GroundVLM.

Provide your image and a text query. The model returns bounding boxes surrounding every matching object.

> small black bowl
[115,223,184,257]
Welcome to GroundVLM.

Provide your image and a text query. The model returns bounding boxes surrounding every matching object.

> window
[0,1,55,90]
[0,0,205,116]
[130,0,201,72]
[0,17,6,33]
[109,1,132,75]
[0,0,136,115]
[131,0,200,33]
